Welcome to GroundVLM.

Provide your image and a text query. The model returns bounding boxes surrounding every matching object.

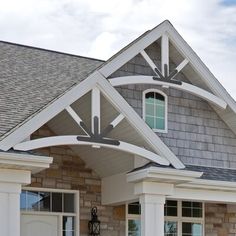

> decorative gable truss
[0,20,230,171]
[99,23,227,109]
[14,82,169,166]
[0,68,184,169]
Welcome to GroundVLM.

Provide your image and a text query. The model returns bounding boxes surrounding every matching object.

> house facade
[0,20,236,236]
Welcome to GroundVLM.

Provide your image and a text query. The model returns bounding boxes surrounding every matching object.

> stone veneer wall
[28,125,126,236]
[205,203,236,236]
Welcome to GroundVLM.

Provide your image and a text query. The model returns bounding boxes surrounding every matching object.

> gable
[0,20,235,171]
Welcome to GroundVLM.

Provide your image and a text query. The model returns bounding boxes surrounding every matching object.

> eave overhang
[127,166,203,185]
[0,151,53,174]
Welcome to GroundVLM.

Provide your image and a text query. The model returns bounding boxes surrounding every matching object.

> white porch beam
[13,135,170,166]
[109,76,227,109]
[65,106,89,135]
[91,87,101,134]
[161,34,169,75]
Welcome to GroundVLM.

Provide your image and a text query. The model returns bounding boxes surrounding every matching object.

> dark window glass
[27,191,40,211]
[128,202,141,215]
[164,200,177,216]
[39,192,51,211]
[52,193,62,212]
[63,216,74,230]
[128,219,141,236]
[182,222,202,236]
[164,221,177,236]
[182,201,202,218]
[64,193,75,213]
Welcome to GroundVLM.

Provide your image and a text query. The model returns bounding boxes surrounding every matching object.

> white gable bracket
[109,75,227,109]
[13,136,170,166]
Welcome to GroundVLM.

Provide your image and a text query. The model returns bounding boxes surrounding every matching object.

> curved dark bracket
[77,116,120,146]
[77,135,120,146]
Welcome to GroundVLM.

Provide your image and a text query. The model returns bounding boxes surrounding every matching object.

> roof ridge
[0,40,105,62]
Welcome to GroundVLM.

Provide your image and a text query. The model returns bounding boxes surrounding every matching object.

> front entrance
[21,214,58,236]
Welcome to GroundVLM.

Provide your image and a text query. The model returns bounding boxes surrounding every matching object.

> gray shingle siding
[111,43,236,169]
[0,41,103,140]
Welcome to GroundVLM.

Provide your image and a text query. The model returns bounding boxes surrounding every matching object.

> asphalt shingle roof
[0,41,103,140]
[132,162,236,182]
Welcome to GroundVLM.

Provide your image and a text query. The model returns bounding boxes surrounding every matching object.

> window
[20,189,78,236]
[126,200,204,236]
[143,89,167,132]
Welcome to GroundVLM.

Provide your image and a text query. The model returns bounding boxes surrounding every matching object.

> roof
[0,41,103,140]
[132,162,236,182]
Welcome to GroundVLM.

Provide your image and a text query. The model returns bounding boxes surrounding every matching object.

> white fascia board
[0,72,100,151]
[0,152,53,174]
[96,74,185,169]
[109,76,227,109]
[179,178,236,191]
[127,166,202,184]
[98,21,169,78]
[172,187,236,203]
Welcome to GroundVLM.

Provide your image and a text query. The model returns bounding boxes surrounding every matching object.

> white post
[139,194,165,236]
[161,34,169,76]
[91,87,101,134]
[0,169,31,236]
[133,181,174,236]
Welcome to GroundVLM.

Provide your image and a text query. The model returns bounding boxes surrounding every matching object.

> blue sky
[221,0,236,5]
[0,0,236,99]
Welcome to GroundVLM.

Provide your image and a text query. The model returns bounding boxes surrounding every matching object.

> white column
[0,169,31,236]
[139,194,165,236]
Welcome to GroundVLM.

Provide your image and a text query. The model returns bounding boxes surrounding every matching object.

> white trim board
[109,76,227,109]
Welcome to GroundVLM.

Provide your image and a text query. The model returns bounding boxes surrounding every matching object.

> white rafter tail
[176,58,189,73]
[161,33,169,75]
[109,76,227,109]
[110,114,125,128]
[65,106,89,135]
[91,87,101,134]
[140,50,161,75]
[13,135,170,166]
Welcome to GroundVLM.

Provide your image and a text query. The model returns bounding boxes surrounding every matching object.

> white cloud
[0,0,235,98]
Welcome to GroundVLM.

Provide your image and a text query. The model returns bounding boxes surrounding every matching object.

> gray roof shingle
[0,41,104,140]
[131,162,236,182]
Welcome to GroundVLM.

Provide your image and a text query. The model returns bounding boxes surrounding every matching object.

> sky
[0,0,236,98]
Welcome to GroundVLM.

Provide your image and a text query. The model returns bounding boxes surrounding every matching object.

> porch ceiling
[47,91,154,177]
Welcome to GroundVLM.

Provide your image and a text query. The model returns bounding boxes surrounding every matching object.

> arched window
[143,89,167,132]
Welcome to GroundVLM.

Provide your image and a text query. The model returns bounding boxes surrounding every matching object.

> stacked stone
[30,125,126,236]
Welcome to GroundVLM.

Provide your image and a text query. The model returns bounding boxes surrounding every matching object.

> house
[0,20,236,236]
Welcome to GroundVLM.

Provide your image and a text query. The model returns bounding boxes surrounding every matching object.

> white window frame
[142,88,168,133]
[21,187,80,236]
[126,202,141,236]
[126,200,204,236]
[165,201,205,236]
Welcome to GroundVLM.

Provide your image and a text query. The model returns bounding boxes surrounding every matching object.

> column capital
[139,193,166,205]
[134,181,174,196]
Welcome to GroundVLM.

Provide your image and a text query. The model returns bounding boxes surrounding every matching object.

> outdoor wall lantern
[88,206,100,235]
